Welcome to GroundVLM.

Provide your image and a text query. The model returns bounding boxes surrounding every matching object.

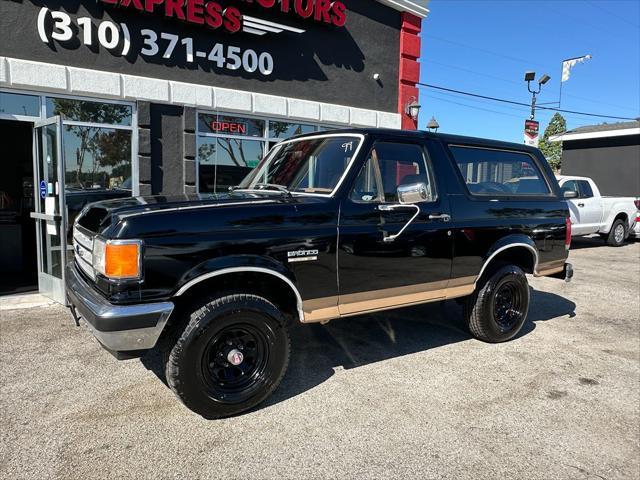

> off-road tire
[164,294,290,419]
[607,219,627,247]
[465,264,530,343]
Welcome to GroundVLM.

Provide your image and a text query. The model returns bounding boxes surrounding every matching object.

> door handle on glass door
[428,213,451,222]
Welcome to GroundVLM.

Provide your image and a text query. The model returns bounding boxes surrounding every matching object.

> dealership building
[0,0,427,301]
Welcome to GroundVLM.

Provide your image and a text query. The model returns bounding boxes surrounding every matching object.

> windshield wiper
[230,183,292,196]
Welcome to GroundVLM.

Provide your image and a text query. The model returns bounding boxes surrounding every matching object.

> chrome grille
[73,226,95,280]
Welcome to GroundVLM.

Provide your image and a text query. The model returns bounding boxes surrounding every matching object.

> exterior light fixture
[405,97,421,121]
[538,74,551,85]
[427,116,440,132]
[524,71,536,82]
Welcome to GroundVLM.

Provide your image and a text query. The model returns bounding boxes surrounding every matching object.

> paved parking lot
[1,237,639,480]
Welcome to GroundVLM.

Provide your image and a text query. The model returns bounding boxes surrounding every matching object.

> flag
[561,55,592,82]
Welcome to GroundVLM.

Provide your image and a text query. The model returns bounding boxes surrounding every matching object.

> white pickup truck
[557,175,638,246]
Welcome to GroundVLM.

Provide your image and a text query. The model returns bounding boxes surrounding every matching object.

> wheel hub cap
[227,349,244,366]
[615,225,624,243]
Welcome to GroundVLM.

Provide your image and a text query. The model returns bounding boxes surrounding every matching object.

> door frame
[31,115,68,304]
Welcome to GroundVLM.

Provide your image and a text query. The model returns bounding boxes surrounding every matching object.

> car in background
[629,200,640,240]
[557,175,638,246]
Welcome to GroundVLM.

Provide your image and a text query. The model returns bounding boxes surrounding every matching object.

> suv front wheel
[465,264,530,343]
[164,294,290,419]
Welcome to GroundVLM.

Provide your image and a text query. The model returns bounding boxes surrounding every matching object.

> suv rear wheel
[465,264,530,343]
[164,294,290,419]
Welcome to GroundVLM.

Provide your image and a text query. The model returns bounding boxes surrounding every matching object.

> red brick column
[398,13,422,130]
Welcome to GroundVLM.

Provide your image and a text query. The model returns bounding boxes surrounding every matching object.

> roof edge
[375,0,430,18]
[549,127,640,142]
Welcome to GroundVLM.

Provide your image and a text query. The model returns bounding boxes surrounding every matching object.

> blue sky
[417,0,640,142]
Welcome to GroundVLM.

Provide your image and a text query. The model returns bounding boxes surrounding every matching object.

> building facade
[0,0,427,300]
[551,121,640,197]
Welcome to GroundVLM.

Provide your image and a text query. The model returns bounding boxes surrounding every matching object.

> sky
[417,0,640,142]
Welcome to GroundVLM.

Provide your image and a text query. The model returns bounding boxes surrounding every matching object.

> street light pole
[525,71,551,120]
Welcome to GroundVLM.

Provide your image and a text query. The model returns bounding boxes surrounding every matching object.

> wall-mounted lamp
[405,97,421,121]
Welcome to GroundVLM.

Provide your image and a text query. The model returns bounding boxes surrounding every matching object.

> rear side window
[449,146,550,196]
[577,180,594,198]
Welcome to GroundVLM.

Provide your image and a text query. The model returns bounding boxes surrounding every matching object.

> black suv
[67,129,573,418]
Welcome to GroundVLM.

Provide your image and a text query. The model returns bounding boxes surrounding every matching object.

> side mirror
[397,182,431,204]
[563,189,578,199]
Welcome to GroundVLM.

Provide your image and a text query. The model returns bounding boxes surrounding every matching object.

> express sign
[99,0,347,34]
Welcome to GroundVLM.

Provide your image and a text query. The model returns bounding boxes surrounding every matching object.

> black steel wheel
[164,294,290,419]
[465,264,530,343]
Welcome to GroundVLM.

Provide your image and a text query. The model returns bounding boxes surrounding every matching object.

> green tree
[538,112,567,171]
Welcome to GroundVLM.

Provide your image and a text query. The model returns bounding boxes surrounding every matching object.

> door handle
[578,203,585,207]
[429,213,451,222]
[378,204,420,242]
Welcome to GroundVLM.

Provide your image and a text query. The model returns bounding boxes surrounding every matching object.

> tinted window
[578,180,594,198]
[449,146,550,196]
[198,113,264,137]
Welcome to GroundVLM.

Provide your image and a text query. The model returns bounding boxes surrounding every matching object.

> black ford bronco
[67,128,573,418]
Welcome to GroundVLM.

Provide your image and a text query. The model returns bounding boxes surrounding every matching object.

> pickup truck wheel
[164,294,290,419]
[465,264,530,343]
[607,219,627,247]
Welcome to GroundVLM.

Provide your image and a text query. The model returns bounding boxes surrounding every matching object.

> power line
[426,58,639,113]
[417,82,638,121]
[586,1,640,30]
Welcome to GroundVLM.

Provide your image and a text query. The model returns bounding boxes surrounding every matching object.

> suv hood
[75,192,330,235]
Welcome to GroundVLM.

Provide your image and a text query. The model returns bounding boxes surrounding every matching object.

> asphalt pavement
[1,236,638,480]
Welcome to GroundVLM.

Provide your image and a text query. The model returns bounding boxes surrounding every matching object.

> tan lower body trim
[302,279,475,324]
[535,260,565,277]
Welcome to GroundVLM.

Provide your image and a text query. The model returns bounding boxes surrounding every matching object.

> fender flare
[475,235,539,287]
[173,255,305,322]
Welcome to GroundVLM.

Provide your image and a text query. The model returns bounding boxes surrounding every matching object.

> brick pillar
[137,101,152,196]
[183,107,197,194]
[398,13,422,130]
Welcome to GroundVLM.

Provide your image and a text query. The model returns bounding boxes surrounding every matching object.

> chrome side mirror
[397,182,431,204]
[563,190,578,199]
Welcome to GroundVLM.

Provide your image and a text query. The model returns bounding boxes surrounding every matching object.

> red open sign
[211,121,248,134]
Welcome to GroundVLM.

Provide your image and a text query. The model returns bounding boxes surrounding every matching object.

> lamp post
[525,71,551,120]
[427,116,440,132]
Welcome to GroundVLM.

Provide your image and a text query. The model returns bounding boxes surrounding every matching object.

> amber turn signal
[95,241,142,280]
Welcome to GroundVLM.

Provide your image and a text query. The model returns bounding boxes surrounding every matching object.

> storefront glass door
[31,116,67,304]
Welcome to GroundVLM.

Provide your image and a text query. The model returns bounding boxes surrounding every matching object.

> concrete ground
[1,237,639,480]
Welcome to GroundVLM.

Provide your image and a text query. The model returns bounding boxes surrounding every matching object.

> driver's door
[337,140,453,316]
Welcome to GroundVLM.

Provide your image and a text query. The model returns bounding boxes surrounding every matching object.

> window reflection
[47,98,132,126]
[0,92,40,117]
[63,126,132,191]
[198,138,264,193]
[268,122,315,139]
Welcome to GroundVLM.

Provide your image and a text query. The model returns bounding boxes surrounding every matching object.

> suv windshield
[238,135,361,195]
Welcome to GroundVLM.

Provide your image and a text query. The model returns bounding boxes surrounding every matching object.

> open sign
[211,121,248,134]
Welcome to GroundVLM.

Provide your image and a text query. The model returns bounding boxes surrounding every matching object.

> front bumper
[66,264,174,353]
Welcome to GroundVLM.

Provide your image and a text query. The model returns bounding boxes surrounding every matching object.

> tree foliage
[538,112,566,171]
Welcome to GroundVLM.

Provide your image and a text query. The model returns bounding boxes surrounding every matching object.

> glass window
[561,180,579,197]
[198,137,264,193]
[449,146,550,196]
[0,92,40,117]
[268,121,316,139]
[578,180,594,198]
[198,113,264,137]
[63,126,132,190]
[46,98,132,126]
[240,136,361,194]
[350,142,436,203]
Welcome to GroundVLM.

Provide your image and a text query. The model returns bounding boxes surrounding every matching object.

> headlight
[93,238,143,280]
